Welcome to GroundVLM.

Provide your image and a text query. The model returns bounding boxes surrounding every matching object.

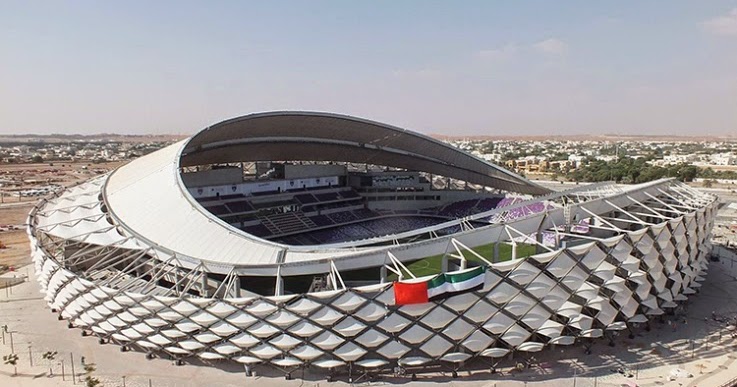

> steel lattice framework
[28,177,717,374]
[25,112,718,376]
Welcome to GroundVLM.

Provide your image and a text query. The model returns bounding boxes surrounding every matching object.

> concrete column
[200,273,209,297]
[536,231,544,254]
[234,279,241,298]
[275,274,284,296]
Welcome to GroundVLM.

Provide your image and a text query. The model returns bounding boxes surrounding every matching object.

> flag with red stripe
[393,266,485,305]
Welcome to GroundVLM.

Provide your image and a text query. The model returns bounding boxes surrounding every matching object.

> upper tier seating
[241,224,271,238]
[328,211,358,224]
[259,212,316,235]
[495,197,522,208]
[204,204,230,216]
[299,216,446,244]
[435,197,503,218]
[315,192,341,202]
[477,197,503,212]
[571,220,591,234]
[225,200,253,213]
[309,214,334,227]
[338,190,361,199]
[486,199,550,223]
[294,193,318,204]
[352,208,377,219]
[437,199,479,218]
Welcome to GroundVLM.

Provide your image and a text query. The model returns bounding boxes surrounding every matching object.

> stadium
[28,112,718,378]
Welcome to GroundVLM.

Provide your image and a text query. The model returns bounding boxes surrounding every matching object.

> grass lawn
[390,242,538,280]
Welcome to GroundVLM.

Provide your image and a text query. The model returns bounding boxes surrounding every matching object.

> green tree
[83,362,101,387]
[566,157,709,184]
[676,164,699,182]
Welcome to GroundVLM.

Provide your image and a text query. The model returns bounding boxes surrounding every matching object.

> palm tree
[3,353,19,376]
[42,351,57,376]
[83,362,101,387]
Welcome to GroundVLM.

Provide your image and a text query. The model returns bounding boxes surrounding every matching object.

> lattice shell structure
[27,113,718,374]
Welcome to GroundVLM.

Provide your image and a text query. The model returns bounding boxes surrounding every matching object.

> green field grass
[390,242,538,280]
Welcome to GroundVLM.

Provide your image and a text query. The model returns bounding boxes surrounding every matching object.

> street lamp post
[70,353,76,385]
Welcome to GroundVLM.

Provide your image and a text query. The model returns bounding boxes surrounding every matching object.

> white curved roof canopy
[101,112,552,273]
[99,112,708,276]
[92,162,697,277]
[96,112,608,275]
[104,139,369,272]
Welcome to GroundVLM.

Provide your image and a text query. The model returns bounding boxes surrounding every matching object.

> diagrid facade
[27,112,718,374]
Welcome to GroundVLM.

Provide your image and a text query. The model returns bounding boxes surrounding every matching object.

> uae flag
[393,266,485,305]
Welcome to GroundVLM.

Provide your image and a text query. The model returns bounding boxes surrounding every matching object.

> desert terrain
[0,162,121,274]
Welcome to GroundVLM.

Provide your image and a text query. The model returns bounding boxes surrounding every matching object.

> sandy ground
[0,161,122,205]
[0,204,34,271]
[0,161,118,274]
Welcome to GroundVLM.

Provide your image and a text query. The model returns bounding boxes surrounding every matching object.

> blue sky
[1,1,736,136]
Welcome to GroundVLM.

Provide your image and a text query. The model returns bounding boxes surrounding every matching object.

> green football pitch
[390,242,538,279]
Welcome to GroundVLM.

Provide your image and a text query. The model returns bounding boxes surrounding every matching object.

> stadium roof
[181,112,550,196]
[103,112,551,274]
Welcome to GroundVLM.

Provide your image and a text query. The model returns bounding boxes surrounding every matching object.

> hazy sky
[2,1,737,136]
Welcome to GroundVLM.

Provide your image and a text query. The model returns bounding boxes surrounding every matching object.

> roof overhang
[181,111,550,196]
[94,111,576,274]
